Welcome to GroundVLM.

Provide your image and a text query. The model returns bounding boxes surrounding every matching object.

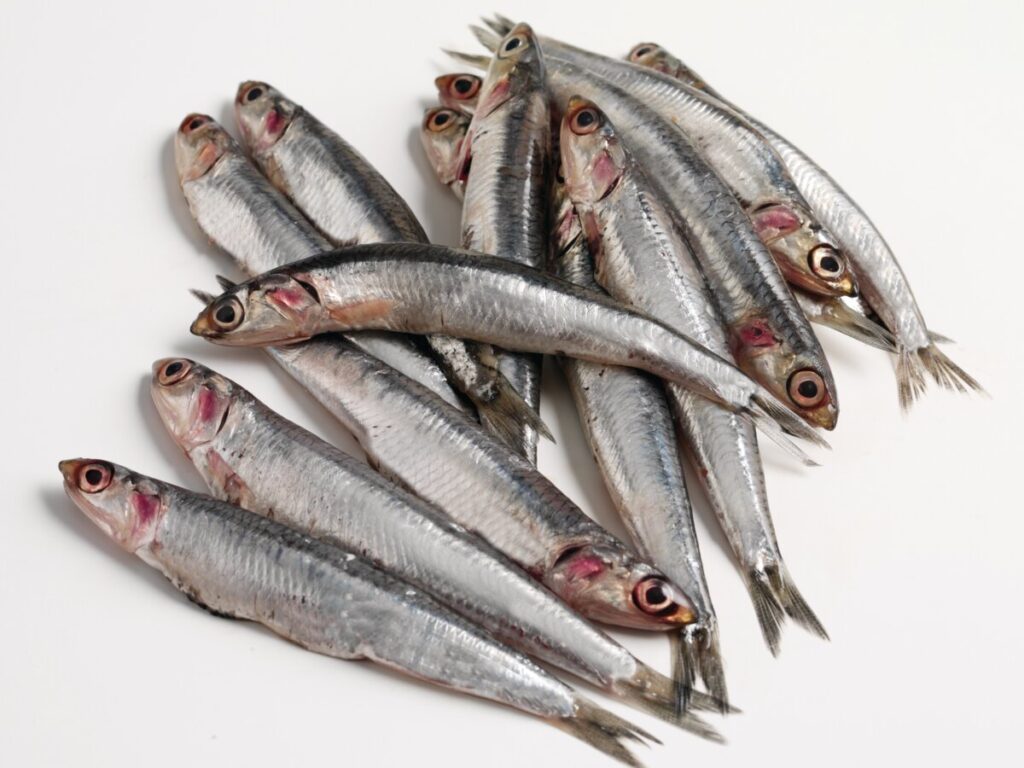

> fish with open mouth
[233,81,549,453]
[59,458,661,764]
[624,40,981,408]
[560,97,827,659]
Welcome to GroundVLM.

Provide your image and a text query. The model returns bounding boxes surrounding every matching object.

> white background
[3,1,1021,765]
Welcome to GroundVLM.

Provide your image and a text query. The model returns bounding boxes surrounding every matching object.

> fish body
[59,459,657,763]
[174,114,462,407]
[456,24,552,462]
[233,83,546,446]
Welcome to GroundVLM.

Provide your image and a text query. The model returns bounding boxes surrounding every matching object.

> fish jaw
[150,358,233,453]
[234,80,296,155]
[420,107,470,190]
[174,114,231,184]
[544,544,698,630]
[560,98,626,206]
[59,459,164,552]
[476,23,543,118]
[190,276,324,346]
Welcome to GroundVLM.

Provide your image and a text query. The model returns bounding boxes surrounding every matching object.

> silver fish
[253,336,706,634]
[475,21,856,301]
[626,42,982,407]
[454,23,551,463]
[561,97,827,658]
[188,244,829,456]
[59,459,657,764]
[449,47,840,432]
[174,113,462,407]
[233,82,549,455]
[149,357,724,731]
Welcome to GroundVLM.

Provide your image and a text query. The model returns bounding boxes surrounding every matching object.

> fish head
[420,107,471,189]
[190,273,325,346]
[435,73,482,112]
[150,358,236,453]
[476,23,543,117]
[546,543,698,630]
[627,42,683,76]
[174,114,233,184]
[234,81,297,154]
[751,205,857,297]
[59,459,166,552]
[560,97,626,207]
[733,324,839,429]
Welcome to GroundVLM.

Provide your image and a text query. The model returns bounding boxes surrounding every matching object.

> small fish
[233,82,548,451]
[436,73,482,114]
[561,97,827,659]
[420,106,472,199]
[174,113,463,408]
[187,243,829,457]
[453,23,552,463]
[626,42,982,408]
[150,357,723,730]
[59,458,661,763]
[475,20,857,301]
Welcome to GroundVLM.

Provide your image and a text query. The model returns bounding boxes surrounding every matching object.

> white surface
[3,1,1021,765]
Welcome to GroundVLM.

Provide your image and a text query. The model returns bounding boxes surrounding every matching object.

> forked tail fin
[896,344,984,411]
[746,562,828,656]
[552,697,660,766]
[615,661,736,725]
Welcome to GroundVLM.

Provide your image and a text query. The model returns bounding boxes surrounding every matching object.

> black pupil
[246,87,263,102]
[820,256,840,273]
[188,119,203,131]
[454,79,473,94]
[645,585,667,605]
[215,304,236,324]
[433,112,450,126]
[504,37,521,52]
[636,47,651,57]
[164,361,183,377]
[85,468,103,486]
[576,110,596,127]
[798,380,819,398]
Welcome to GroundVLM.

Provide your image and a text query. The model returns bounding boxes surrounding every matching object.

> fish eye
[427,108,457,132]
[451,76,480,98]
[630,45,654,60]
[570,107,600,135]
[245,86,264,102]
[78,462,113,494]
[499,33,529,57]
[157,358,192,386]
[788,369,827,408]
[211,297,244,331]
[180,114,210,133]
[632,577,676,615]
[809,245,845,279]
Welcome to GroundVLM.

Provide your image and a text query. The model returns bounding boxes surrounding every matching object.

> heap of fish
[59,17,981,766]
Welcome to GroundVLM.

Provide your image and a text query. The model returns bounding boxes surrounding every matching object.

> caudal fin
[470,24,500,51]
[476,379,554,458]
[614,662,736,730]
[672,622,730,715]
[896,344,984,411]
[746,562,828,656]
[552,697,660,766]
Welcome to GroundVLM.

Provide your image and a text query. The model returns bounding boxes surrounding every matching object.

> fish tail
[470,24,500,51]
[896,344,983,410]
[476,380,554,455]
[553,698,656,767]
[614,663,735,729]
[673,622,730,715]
[928,330,954,344]
[746,562,828,656]
[443,49,490,70]
[489,14,515,34]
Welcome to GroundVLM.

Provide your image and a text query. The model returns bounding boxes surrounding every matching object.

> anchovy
[59,459,657,764]
[475,20,855,301]
[188,243,829,456]
[448,48,840,431]
[420,106,472,200]
[625,42,981,407]
[149,357,723,730]
[173,113,462,407]
[233,82,548,453]
[560,98,827,659]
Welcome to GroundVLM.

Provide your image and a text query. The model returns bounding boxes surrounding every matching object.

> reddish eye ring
[245,86,264,102]
[427,109,457,132]
[78,462,113,494]
[630,45,654,60]
[451,76,480,99]
[632,577,677,616]
[158,359,192,386]
[788,369,827,408]
[570,108,600,135]
[180,114,210,133]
